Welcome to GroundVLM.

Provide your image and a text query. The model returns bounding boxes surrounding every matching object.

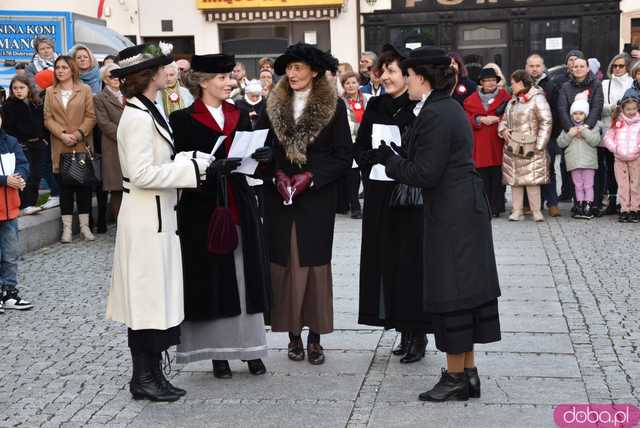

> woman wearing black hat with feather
[256,43,352,365]
[356,44,432,364]
[106,42,213,402]
[169,54,272,379]
[372,46,501,402]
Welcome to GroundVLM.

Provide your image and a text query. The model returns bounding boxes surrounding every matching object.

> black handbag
[389,183,423,207]
[60,144,98,186]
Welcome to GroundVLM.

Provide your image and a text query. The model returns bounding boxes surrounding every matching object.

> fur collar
[266,76,337,165]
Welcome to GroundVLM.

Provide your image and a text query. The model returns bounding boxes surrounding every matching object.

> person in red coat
[464,68,512,217]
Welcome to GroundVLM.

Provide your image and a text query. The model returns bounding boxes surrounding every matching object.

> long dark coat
[256,76,352,267]
[93,88,124,191]
[354,92,424,328]
[385,90,501,314]
[170,99,271,321]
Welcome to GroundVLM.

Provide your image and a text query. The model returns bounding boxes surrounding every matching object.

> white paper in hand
[369,124,401,181]
[0,153,16,176]
[210,136,226,160]
[228,129,269,175]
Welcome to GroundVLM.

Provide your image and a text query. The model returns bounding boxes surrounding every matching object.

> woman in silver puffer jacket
[499,70,552,222]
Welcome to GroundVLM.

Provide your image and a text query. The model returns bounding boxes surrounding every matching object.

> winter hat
[588,58,601,75]
[244,79,262,95]
[34,69,54,89]
[570,99,589,116]
[112,42,174,78]
[274,43,338,76]
[565,49,585,64]
[191,54,235,74]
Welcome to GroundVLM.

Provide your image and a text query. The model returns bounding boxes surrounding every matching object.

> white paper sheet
[369,124,401,181]
[228,129,269,175]
[210,136,226,159]
[0,153,16,176]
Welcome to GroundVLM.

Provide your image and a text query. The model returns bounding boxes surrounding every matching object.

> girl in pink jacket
[604,95,640,222]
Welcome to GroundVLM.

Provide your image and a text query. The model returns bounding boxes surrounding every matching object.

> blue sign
[0,10,74,62]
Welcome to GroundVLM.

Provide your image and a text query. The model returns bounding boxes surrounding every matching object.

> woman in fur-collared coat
[256,43,352,365]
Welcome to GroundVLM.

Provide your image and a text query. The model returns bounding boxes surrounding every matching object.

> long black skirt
[431,299,500,354]
[128,325,180,354]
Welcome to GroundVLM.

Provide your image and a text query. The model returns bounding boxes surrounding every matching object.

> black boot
[465,367,481,398]
[400,334,427,364]
[307,331,325,365]
[151,353,186,396]
[129,352,180,402]
[418,369,470,402]
[392,332,411,356]
[583,202,594,219]
[212,360,232,379]
[604,196,618,215]
[247,359,266,375]
[287,333,305,361]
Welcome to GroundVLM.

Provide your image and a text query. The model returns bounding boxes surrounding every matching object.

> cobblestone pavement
[1,205,639,427]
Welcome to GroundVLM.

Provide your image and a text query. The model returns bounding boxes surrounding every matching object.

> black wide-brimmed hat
[477,67,501,82]
[274,43,338,76]
[401,46,451,71]
[191,54,236,74]
[111,42,174,78]
[380,43,412,60]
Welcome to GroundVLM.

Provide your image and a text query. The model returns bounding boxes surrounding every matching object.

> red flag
[97,0,106,18]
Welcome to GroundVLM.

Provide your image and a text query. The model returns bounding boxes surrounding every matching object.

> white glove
[194,157,212,179]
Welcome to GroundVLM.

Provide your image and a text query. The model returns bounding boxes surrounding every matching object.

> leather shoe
[419,369,469,402]
[130,352,180,402]
[392,332,410,356]
[400,334,427,364]
[465,367,481,398]
[247,359,267,375]
[547,206,561,217]
[212,360,232,379]
[151,353,186,396]
[307,343,325,365]
[288,336,305,361]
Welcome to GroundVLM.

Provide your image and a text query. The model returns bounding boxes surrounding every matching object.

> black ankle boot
[212,360,232,379]
[418,369,470,402]
[288,333,305,361]
[151,352,186,396]
[400,334,427,364]
[392,332,411,356]
[604,196,618,215]
[465,367,481,398]
[129,352,180,402]
[247,359,266,375]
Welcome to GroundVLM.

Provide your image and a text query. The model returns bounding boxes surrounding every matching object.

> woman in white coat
[105,43,211,402]
[600,54,633,214]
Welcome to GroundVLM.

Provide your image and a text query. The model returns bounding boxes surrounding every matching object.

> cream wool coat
[106,96,203,331]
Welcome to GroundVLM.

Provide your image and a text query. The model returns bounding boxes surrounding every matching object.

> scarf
[161,82,185,117]
[32,52,58,72]
[80,66,101,95]
[478,87,499,111]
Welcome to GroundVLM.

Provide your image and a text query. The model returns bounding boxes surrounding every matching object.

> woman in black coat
[374,47,501,402]
[355,44,430,364]
[256,44,352,365]
[170,54,272,379]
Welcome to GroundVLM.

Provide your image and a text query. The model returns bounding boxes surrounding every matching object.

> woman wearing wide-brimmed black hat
[356,44,432,364]
[169,54,271,379]
[372,46,502,402]
[256,43,352,365]
[106,42,212,402]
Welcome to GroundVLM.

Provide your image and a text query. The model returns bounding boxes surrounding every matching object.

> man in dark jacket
[526,54,561,216]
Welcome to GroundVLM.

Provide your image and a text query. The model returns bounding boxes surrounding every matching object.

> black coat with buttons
[170,101,271,321]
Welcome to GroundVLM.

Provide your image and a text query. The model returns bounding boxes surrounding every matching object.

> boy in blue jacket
[0,121,31,314]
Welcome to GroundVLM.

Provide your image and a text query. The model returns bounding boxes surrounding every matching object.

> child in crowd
[604,95,640,223]
[557,99,601,219]
[0,116,32,314]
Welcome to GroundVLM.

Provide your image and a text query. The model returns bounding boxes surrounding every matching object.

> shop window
[530,18,580,68]
[632,18,640,48]
[220,25,290,56]
[389,25,436,49]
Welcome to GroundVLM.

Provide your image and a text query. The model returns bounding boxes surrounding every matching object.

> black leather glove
[207,157,243,176]
[390,142,407,158]
[251,146,273,163]
[372,141,395,164]
[359,149,377,166]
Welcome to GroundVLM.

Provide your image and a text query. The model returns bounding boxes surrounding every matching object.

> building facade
[361,0,621,74]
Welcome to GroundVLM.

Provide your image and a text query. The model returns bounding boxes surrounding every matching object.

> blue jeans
[542,138,559,208]
[41,143,60,197]
[0,219,19,293]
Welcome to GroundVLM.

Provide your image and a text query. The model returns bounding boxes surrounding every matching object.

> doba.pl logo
[554,404,640,428]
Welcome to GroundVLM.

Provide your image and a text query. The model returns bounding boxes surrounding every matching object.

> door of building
[456,23,509,77]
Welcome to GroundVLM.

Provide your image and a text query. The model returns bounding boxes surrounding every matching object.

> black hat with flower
[111,42,174,78]
[274,43,338,76]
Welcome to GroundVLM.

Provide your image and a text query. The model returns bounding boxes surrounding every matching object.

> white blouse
[293,88,311,122]
[206,103,225,130]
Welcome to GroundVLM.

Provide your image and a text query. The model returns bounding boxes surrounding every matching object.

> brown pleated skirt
[270,224,333,334]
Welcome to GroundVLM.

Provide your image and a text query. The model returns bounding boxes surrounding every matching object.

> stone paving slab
[266,330,382,351]
[497,300,564,316]
[499,314,569,333]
